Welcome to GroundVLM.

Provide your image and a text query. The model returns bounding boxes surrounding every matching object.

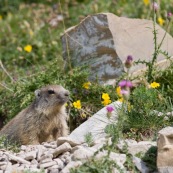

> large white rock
[61,13,173,84]
[69,101,121,143]
[157,126,173,173]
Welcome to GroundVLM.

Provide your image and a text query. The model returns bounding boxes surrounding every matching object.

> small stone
[39,161,57,169]
[31,159,38,165]
[4,152,30,165]
[52,142,72,158]
[0,165,7,170]
[53,158,64,169]
[18,150,37,161]
[48,168,59,173]
[36,145,47,160]
[57,136,82,147]
[0,161,7,166]
[20,145,27,150]
[40,157,53,164]
[39,154,53,162]
[44,143,57,149]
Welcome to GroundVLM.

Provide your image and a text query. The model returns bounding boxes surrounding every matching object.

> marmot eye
[48,89,55,94]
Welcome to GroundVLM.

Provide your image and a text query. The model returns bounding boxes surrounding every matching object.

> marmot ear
[35,89,41,98]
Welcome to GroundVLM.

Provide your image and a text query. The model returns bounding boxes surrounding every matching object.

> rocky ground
[0,136,157,173]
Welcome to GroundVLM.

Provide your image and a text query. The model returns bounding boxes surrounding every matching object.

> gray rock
[157,126,173,172]
[69,101,121,143]
[133,156,150,173]
[71,147,95,161]
[128,141,157,156]
[61,13,173,84]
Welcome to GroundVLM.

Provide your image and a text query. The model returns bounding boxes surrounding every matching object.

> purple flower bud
[118,80,133,88]
[167,12,172,20]
[125,55,133,68]
[106,106,114,113]
[153,2,159,11]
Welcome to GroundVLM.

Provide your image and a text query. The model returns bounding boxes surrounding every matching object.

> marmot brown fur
[0,85,69,145]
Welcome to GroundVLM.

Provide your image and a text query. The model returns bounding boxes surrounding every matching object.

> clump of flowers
[106,106,114,119]
[150,82,160,88]
[24,45,32,53]
[82,82,91,89]
[73,100,82,109]
[102,93,111,106]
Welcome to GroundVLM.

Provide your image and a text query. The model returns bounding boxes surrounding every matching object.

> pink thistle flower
[106,106,114,119]
[106,106,114,113]
[153,2,159,11]
[167,12,172,20]
[118,80,133,88]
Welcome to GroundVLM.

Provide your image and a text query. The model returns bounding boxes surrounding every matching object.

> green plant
[23,169,45,173]
[0,135,20,152]
[135,1,173,82]
[122,85,172,139]
[84,132,94,147]
[70,156,124,173]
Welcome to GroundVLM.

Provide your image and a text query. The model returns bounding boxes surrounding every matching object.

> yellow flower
[116,86,122,97]
[102,93,110,100]
[24,45,32,53]
[73,100,81,109]
[150,82,160,88]
[82,82,91,89]
[158,17,165,26]
[143,0,150,6]
[0,15,2,20]
[102,99,111,106]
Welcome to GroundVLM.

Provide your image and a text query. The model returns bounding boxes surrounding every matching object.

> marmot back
[0,85,70,145]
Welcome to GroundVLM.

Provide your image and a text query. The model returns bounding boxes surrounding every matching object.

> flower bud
[153,2,159,12]
[167,12,172,20]
[125,55,133,68]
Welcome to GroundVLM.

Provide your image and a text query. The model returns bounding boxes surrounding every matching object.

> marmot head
[34,85,69,112]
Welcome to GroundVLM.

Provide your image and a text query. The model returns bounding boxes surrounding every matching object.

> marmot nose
[64,91,70,97]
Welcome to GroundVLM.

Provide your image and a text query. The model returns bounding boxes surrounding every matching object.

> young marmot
[0,85,69,145]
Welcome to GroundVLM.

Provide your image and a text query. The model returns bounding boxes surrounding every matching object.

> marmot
[0,85,69,145]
